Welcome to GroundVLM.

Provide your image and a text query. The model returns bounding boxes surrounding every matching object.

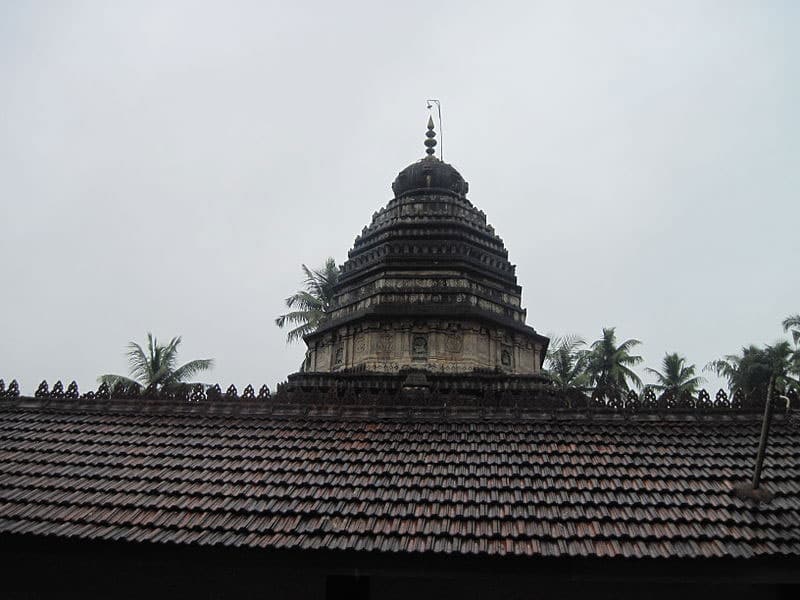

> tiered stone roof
[303,120,548,376]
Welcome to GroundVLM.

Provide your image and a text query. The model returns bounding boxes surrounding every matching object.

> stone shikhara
[302,122,548,378]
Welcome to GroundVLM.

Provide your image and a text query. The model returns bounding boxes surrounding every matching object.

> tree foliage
[583,327,643,391]
[276,258,340,343]
[705,341,799,400]
[99,333,214,391]
[644,352,704,396]
[544,335,590,392]
[783,314,800,347]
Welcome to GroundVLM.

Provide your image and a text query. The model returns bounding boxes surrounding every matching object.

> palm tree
[705,345,753,396]
[782,315,800,379]
[584,327,643,391]
[99,333,214,391]
[276,258,340,343]
[545,335,590,392]
[645,352,704,396]
[706,342,799,399]
[783,314,800,347]
[759,341,800,393]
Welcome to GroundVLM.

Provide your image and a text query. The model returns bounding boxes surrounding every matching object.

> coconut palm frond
[163,359,215,386]
[584,327,643,391]
[161,336,182,371]
[100,334,214,394]
[616,338,642,355]
[283,291,324,313]
[277,258,340,344]
[783,314,800,346]
[126,341,151,384]
[704,357,740,383]
[285,322,317,343]
[134,333,181,386]
[618,364,643,389]
[548,335,585,355]
[706,342,797,399]
[645,353,705,394]
[149,363,174,387]
[276,309,325,328]
[544,334,590,392]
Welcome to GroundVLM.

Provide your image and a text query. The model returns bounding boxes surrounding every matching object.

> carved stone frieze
[445,330,464,354]
[355,335,366,356]
[303,317,545,376]
[376,332,394,357]
[500,344,513,368]
[412,335,428,359]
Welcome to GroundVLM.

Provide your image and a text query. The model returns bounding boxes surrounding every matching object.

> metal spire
[424,115,437,156]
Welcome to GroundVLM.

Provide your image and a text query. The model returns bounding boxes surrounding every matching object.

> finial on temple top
[424,115,437,156]
[425,99,442,159]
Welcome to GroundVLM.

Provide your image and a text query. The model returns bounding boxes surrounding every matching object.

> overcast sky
[1,0,797,394]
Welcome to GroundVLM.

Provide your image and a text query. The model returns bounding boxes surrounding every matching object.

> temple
[294,117,549,395]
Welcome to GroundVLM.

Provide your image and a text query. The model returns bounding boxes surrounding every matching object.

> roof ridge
[0,395,780,422]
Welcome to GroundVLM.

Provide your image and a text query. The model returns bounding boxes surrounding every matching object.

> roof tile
[1,399,800,559]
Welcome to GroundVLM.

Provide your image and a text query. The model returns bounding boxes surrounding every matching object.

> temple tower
[302,118,549,376]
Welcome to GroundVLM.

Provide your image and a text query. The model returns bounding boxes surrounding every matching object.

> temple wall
[305,319,544,375]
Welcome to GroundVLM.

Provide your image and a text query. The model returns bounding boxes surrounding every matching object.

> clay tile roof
[1,396,799,560]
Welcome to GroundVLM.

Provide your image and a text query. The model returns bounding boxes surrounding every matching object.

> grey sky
[1,0,797,394]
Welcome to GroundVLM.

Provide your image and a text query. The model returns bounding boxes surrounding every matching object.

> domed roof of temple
[391,155,469,199]
[339,116,514,289]
[391,116,469,199]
